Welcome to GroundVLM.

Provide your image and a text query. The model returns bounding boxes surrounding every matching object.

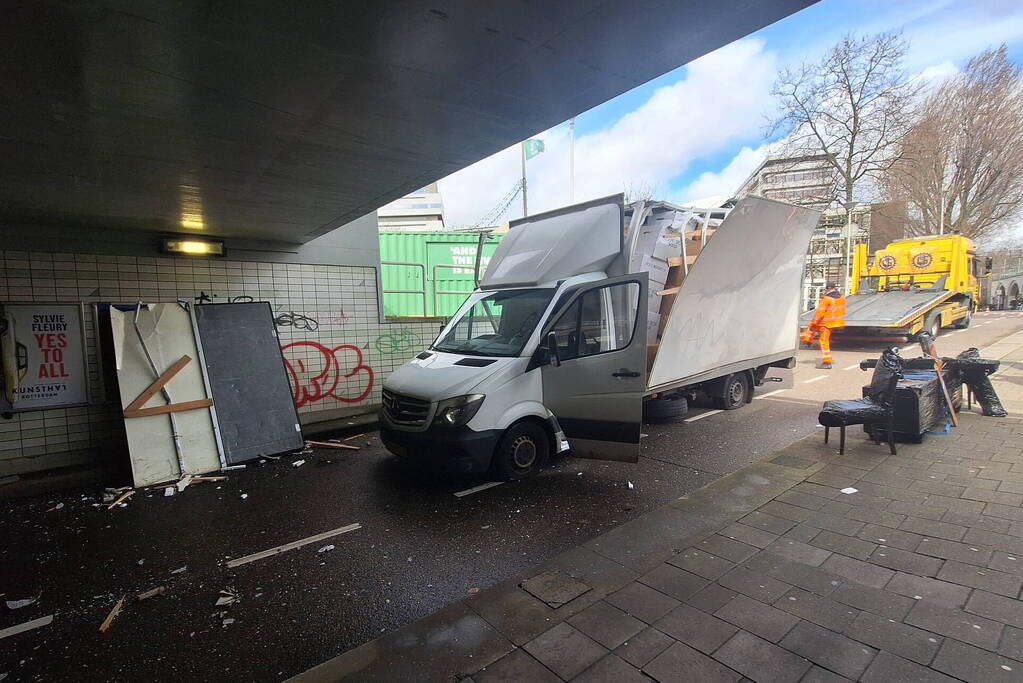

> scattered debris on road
[240,494,248,500]
[292,459,305,468]
[215,588,240,606]
[840,487,858,494]
[0,614,53,640]
[306,440,359,451]
[164,487,175,497]
[317,545,335,553]
[98,595,126,633]
[107,490,135,510]
[136,586,166,601]
[170,566,187,574]
[46,502,64,512]
[5,596,38,610]
[226,522,361,568]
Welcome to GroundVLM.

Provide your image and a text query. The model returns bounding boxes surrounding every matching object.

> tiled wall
[0,249,438,477]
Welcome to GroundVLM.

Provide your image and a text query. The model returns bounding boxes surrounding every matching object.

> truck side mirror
[547,332,560,367]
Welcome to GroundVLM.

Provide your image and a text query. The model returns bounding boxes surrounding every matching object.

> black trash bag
[957,347,1007,417]
[819,348,903,427]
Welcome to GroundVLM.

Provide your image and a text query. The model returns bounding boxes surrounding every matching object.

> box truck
[380,194,820,478]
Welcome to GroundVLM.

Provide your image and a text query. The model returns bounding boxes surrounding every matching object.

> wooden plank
[106,489,135,510]
[226,523,362,568]
[123,398,213,419]
[685,228,716,240]
[0,614,53,640]
[124,355,192,413]
[98,595,125,633]
[306,440,360,451]
[666,256,686,267]
[656,286,681,296]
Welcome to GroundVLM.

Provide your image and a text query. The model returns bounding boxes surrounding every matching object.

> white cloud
[438,38,778,227]
[677,144,772,204]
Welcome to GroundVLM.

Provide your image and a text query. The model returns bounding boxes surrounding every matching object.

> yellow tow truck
[805,234,981,342]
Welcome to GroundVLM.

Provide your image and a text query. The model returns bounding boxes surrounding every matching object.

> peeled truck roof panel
[479,195,624,289]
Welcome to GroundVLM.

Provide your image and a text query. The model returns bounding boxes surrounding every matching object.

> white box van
[380,194,819,478]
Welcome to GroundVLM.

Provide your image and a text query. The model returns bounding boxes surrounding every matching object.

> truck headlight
[433,394,485,428]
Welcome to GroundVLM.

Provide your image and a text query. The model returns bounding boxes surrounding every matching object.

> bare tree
[770,32,920,213]
[882,46,1023,241]
[623,181,656,204]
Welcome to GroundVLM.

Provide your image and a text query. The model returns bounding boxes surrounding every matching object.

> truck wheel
[643,396,688,423]
[922,312,941,339]
[713,373,749,410]
[491,422,549,480]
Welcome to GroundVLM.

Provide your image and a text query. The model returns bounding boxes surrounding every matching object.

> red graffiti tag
[281,341,374,407]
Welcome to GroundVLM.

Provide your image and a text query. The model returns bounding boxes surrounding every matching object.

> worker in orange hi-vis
[800,284,846,369]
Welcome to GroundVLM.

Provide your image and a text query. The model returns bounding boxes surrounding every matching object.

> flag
[523,139,545,160]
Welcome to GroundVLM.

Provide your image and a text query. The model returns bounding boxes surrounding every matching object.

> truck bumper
[380,423,499,474]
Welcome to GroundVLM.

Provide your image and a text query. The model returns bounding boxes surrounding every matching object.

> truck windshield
[433,288,556,357]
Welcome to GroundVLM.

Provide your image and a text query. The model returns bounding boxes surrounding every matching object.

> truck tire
[712,373,750,410]
[491,421,549,480]
[643,395,688,423]
[921,312,941,339]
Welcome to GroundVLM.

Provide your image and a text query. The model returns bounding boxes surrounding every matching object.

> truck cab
[381,195,819,479]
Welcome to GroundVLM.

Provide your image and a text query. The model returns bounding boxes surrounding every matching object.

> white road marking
[685,409,723,422]
[0,614,53,640]
[754,389,787,399]
[843,363,861,370]
[226,523,362,567]
[453,481,505,498]
[804,375,828,383]
[901,345,918,354]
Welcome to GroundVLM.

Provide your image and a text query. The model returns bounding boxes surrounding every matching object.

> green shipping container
[379,232,503,317]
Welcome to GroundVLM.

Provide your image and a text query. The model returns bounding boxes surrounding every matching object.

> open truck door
[540,273,647,463]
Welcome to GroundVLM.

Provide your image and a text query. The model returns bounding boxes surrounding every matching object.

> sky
[435,0,1023,229]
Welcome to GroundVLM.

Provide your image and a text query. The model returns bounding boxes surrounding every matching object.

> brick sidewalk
[296,375,1023,682]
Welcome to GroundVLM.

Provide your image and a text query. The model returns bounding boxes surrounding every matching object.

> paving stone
[740,510,797,535]
[819,500,855,517]
[931,638,1023,683]
[763,537,832,566]
[831,490,892,509]
[774,587,859,632]
[885,572,972,608]
[887,501,948,521]
[963,488,1023,507]
[714,594,800,642]
[653,604,737,654]
[567,601,646,650]
[844,610,942,665]
[698,534,761,563]
[822,553,896,589]
[573,653,648,683]
[770,453,817,470]
[520,570,592,608]
[868,545,943,576]
[964,528,1023,555]
[984,503,1023,522]
[638,563,709,602]
[905,600,1005,649]
[937,560,1023,597]
[856,523,924,551]
[910,479,967,498]
[791,482,843,499]
[942,509,1011,534]
[712,630,811,682]
[744,552,844,596]
[719,522,780,549]
[1009,520,1023,539]
[614,626,675,668]
[809,529,877,561]
[783,524,822,543]
[643,642,741,683]
[965,589,1023,628]
[760,500,814,523]
[475,648,561,683]
[859,650,957,683]
[917,536,994,566]
[605,581,681,624]
[831,581,914,620]
[687,583,741,613]
[990,551,1023,575]
[998,625,1023,661]
[844,506,906,529]
[776,490,830,511]
[854,481,930,504]
[800,512,865,537]
[799,665,852,682]
[523,622,608,681]
[667,547,735,580]
[899,517,969,542]
[718,567,791,603]
[860,468,915,490]
[946,474,997,489]
[778,620,877,680]
[1001,481,1023,495]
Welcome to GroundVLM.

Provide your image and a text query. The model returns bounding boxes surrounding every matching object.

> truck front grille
[382,389,431,426]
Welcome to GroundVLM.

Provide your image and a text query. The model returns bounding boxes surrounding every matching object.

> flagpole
[569,118,575,203]
[520,142,528,217]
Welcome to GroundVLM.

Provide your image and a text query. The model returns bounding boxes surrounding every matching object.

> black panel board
[193,303,303,463]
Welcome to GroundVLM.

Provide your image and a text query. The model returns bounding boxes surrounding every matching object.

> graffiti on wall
[374,327,424,354]
[281,341,374,407]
